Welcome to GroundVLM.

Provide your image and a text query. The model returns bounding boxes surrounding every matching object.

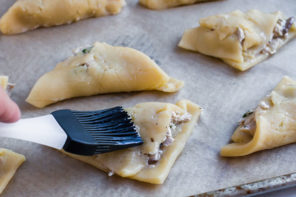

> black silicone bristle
[51,107,143,156]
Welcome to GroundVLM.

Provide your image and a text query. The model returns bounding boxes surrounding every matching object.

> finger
[0,88,21,123]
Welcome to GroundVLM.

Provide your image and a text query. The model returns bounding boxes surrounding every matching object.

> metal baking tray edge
[196,172,296,197]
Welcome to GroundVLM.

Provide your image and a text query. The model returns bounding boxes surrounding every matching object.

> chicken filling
[146,112,191,166]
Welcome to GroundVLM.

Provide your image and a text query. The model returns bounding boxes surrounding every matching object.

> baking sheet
[1,0,296,196]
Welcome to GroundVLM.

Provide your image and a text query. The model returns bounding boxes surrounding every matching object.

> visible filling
[236,27,245,44]
[146,112,191,166]
[71,46,95,74]
[81,46,93,54]
[78,63,89,68]
[238,96,272,136]
[73,46,93,55]
[73,63,89,75]
[239,17,295,62]
[263,17,295,55]
[238,111,256,136]
[108,171,114,176]
[273,17,295,38]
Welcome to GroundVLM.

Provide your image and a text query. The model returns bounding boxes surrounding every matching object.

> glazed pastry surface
[63,100,201,184]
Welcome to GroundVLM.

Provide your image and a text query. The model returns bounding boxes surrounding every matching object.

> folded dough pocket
[221,76,296,157]
[179,10,296,71]
[62,100,201,184]
[0,149,25,194]
[0,0,126,34]
[139,0,209,10]
[26,42,184,108]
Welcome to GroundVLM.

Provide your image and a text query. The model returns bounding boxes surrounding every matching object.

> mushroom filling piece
[263,17,295,55]
[147,112,191,166]
[238,96,272,136]
[236,27,245,44]
[240,17,295,60]
[239,111,256,136]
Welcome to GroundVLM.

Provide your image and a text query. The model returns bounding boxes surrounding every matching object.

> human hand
[0,87,21,123]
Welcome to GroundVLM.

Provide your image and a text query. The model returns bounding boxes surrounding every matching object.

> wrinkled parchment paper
[1,0,296,196]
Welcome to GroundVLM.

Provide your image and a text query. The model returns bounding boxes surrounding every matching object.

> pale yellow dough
[139,0,209,10]
[179,10,296,71]
[0,0,126,34]
[63,100,201,184]
[0,76,9,90]
[0,149,25,194]
[221,76,296,157]
[26,42,184,108]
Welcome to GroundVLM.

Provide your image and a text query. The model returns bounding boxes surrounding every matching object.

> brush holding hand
[0,87,142,156]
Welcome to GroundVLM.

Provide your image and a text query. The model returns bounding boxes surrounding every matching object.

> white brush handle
[0,114,67,150]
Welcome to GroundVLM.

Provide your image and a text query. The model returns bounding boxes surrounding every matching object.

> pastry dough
[221,76,296,157]
[62,100,201,184]
[0,149,25,194]
[0,76,9,90]
[179,10,296,71]
[139,0,208,10]
[0,76,14,92]
[0,0,126,34]
[26,42,184,108]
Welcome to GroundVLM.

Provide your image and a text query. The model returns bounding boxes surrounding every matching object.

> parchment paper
[0,0,296,196]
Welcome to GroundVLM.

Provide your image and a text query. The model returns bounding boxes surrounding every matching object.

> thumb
[0,88,21,123]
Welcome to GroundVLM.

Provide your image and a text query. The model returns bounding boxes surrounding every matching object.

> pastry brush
[0,107,143,156]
